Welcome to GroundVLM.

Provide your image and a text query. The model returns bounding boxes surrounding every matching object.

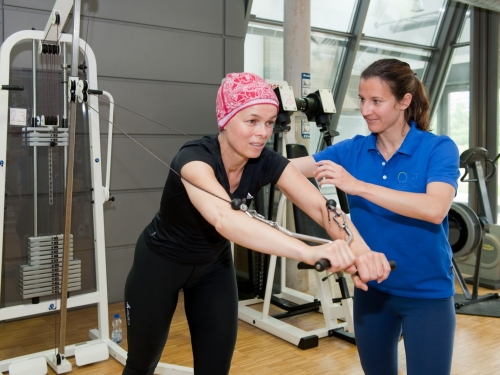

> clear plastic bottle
[111,313,122,344]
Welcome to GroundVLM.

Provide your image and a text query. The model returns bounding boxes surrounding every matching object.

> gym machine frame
[238,84,356,349]
[238,194,356,349]
[452,147,500,308]
[0,1,193,374]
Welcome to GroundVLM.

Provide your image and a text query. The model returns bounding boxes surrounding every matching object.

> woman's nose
[255,122,269,136]
[360,102,370,115]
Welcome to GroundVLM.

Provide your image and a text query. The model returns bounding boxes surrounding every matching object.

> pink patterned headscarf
[216,72,279,130]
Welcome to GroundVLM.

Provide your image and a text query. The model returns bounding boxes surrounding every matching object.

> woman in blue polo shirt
[292,58,460,375]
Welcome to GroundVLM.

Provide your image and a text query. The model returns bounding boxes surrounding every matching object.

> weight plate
[448,202,481,258]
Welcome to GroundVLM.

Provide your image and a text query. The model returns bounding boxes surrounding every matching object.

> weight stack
[19,234,82,299]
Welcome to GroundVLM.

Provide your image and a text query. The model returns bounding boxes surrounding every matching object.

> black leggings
[122,231,238,375]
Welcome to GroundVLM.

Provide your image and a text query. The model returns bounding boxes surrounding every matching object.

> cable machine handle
[460,150,475,182]
[102,90,115,202]
[86,88,115,201]
[88,89,103,95]
[1,85,24,90]
[484,156,499,181]
[460,149,500,182]
[303,258,397,274]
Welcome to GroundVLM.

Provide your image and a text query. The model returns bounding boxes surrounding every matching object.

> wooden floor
[1,284,499,375]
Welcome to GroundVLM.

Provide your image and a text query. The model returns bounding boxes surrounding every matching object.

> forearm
[289,156,317,178]
[217,209,321,266]
[224,212,305,257]
[355,181,453,224]
[318,203,371,256]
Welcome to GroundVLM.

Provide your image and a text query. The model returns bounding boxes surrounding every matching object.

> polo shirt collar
[368,120,421,157]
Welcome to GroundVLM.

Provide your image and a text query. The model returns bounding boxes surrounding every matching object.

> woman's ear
[400,93,412,110]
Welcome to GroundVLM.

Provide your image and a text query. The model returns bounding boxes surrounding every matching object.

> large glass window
[250,0,284,22]
[311,0,358,32]
[363,0,447,46]
[245,23,284,81]
[245,24,349,89]
[432,47,470,138]
[432,9,470,205]
[310,33,348,90]
[250,0,358,33]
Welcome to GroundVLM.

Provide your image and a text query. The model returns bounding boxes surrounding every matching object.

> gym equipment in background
[237,190,357,349]
[447,147,500,308]
[238,143,356,349]
[450,203,500,289]
[0,1,193,373]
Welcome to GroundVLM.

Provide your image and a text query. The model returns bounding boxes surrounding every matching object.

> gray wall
[2,0,247,303]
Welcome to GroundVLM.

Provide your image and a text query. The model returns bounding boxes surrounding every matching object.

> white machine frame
[0,1,193,374]
[0,27,114,375]
[238,194,355,349]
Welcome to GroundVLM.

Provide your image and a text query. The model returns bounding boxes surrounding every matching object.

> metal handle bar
[460,148,500,182]
[237,200,396,274]
[1,85,24,90]
[305,259,397,274]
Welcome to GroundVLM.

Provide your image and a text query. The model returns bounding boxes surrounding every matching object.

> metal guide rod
[59,0,82,357]
[63,42,68,128]
[63,43,68,182]
[32,38,38,236]
[32,38,37,122]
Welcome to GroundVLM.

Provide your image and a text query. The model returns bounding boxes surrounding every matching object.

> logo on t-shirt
[397,172,408,183]
[247,193,253,200]
[396,171,420,190]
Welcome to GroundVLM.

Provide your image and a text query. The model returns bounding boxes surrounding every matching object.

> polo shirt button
[382,162,386,166]
[383,175,387,179]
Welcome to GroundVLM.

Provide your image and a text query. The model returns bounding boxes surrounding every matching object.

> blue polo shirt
[313,122,460,298]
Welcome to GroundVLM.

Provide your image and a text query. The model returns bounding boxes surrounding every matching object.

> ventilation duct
[454,0,500,12]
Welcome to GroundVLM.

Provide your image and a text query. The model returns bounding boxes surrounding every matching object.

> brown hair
[360,58,430,131]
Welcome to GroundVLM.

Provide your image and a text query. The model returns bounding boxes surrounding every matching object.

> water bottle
[111,313,122,344]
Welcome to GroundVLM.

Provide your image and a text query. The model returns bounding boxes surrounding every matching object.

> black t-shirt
[144,135,290,265]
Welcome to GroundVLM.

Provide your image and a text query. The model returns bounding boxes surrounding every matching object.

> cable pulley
[68,79,77,103]
[51,10,61,26]
[38,41,61,55]
[76,79,89,103]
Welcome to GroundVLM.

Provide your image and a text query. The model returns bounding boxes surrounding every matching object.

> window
[363,0,447,46]
[431,9,470,206]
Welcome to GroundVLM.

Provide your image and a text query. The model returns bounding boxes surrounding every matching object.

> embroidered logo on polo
[397,172,419,183]
[395,171,420,190]
[397,172,408,183]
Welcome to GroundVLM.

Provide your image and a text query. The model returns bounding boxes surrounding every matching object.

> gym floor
[0,281,498,374]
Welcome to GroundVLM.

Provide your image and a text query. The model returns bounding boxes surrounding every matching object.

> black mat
[454,293,500,318]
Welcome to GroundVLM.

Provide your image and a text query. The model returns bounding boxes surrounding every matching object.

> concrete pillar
[283,0,311,150]
[283,0,311,292]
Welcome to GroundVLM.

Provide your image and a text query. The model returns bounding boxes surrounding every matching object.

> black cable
[91,94,195,139]
[85,99,232,207]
